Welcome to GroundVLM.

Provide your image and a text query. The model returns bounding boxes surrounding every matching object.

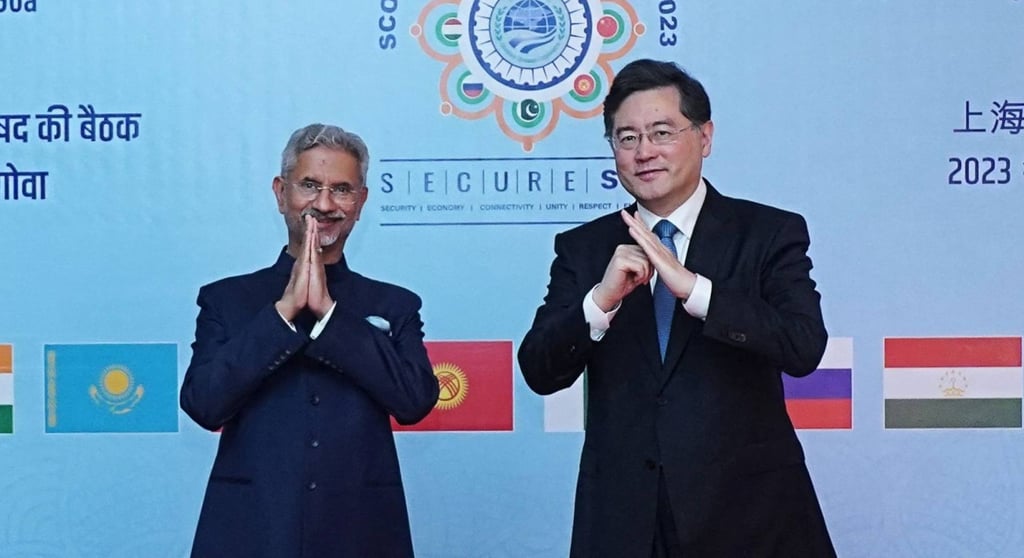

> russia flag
[783,337,853,429]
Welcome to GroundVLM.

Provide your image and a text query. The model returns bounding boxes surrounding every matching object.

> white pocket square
[365,315,391,334]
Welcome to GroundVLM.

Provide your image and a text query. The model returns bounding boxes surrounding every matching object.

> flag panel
[44,343,178,434]
[883,337,1023,429]
[393,340,513,432]
[1,344,12,434]
[783,338,854,430]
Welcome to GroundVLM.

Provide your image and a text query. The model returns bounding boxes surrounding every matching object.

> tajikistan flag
[884,336,1022,429]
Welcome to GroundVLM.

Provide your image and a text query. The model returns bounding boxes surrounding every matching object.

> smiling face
[610,86,713,217]
[272,146,367,263]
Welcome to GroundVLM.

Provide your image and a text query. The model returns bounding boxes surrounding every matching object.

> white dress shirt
[583,179,713,341]
[278,302,336,339]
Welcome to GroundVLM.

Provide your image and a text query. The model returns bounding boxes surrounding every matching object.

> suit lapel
[660,185,737,384]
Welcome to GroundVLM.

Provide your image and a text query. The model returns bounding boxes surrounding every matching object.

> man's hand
[620,209,697,300]
[306,215,334,319]
[275,215,334,321]
[592,244,653,312]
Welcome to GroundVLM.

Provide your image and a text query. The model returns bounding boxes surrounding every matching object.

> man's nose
[634,136,657,160]
[311,187,335,209]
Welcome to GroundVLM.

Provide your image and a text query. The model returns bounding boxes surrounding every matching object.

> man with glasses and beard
[181,123,439,558]
[519,60,836,557]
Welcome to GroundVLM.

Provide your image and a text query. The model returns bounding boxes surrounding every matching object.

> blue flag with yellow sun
[44,343,178,433]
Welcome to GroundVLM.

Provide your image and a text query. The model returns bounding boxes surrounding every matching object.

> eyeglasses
[283,179,364,203]
[608,123,701,151]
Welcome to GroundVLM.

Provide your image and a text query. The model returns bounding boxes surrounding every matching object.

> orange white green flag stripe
[1,344,12,434]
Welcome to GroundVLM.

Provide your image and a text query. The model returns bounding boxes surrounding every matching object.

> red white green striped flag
[884,337,1022,429]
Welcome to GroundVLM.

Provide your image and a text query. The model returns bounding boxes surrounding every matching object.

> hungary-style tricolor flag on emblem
[441,17,462,41]
[884,337,1022,429]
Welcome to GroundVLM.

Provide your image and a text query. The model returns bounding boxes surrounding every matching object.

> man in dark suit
[180,123,439,558]
[519,60,836,557]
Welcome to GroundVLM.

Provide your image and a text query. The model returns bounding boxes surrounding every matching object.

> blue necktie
[653,220,679,361]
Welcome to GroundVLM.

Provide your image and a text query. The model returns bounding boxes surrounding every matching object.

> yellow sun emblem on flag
[89,364,144,414]
[433,362,469,410]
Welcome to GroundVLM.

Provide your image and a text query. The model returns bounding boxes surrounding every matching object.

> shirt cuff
[309,301,338,340]
[583,284,620,341]
[277,308,298,332]
[682,274,712,320]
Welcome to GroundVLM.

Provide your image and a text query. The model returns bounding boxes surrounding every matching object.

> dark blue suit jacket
[181,250,439,558]
[519,185,836,557]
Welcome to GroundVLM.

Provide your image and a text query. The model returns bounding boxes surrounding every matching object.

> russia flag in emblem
[462,79,484,99]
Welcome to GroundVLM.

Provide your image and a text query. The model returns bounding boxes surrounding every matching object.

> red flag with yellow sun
[391,341,513,432]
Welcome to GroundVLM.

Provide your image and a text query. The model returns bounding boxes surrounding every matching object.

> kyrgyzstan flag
[392,340,513,432]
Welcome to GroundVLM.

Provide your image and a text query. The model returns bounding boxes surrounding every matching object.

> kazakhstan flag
[45,343,178,433]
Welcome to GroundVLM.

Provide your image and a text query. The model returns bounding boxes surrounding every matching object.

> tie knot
[653,220,678,241]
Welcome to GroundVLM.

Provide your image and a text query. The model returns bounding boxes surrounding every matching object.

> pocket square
[365,315,391,334]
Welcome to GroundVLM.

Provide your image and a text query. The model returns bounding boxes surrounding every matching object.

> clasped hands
[275,214,334,322]
[592,210,698,313]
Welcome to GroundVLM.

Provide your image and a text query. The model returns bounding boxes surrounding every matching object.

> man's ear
[272,177,287,214]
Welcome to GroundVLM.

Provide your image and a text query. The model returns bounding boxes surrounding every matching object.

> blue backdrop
[2,1,1024,557]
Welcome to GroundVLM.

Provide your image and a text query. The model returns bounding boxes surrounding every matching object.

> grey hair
[279,123,370,185]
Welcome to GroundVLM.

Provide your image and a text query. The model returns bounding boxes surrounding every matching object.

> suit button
[568,344,577,354]
[656,397,668,406]
[310,395,320,406]
[308,481,317,491]
[728,331,747,343]
[310,440,319,448]
[644,459,657,471]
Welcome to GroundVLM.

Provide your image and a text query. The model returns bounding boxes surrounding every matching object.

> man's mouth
[635,168,664,180]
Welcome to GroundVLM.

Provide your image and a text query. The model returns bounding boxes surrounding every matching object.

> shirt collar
[271,247,352,282]
[634,178,707,238]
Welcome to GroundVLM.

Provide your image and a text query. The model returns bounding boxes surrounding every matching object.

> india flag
[783,337,853,429]
[884,336,1022,429]
[544,375,584,432]
[1,344,12,434]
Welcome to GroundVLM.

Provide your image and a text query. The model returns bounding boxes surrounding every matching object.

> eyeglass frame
[607,121,702,151]
[279,178,366,204]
